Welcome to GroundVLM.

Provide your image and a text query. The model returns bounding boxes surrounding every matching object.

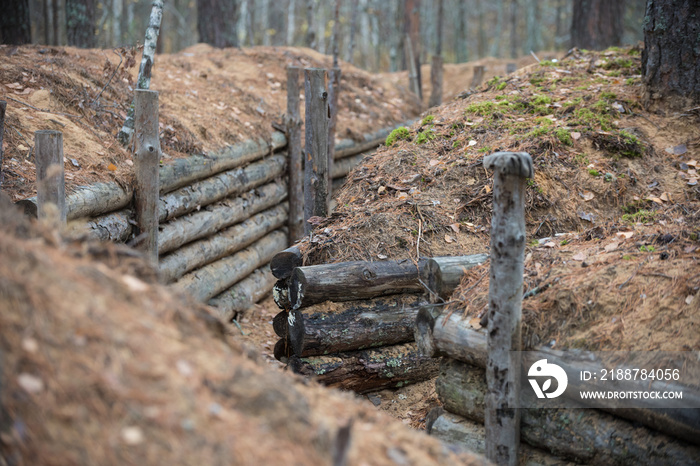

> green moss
[607,70,621,77]
[465,101,495,116]
[477,146,492,153]
[385,126,411,146]
[414,128,436,144]
[540,60,557,67]
[600,91,617,100]
[555,128,573,146]
[574,153,589,165]
[570,107,613,131]
[534,116,554,126]
[622,255,632,260]
[422,115,435,125]
[625,78,636,86]
[640,245,655,252]
[532,95,552,106]
[496,81,507,90]
[622,209,655,224]
[588,169,600,177]
[525,127,549,138]
[487,76,501,87]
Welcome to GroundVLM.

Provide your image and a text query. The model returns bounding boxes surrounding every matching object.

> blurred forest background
[6,0,647,72]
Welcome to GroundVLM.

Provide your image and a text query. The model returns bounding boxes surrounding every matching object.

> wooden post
[327,67,341,186]
[133,89,160,265]
[506,62,517,74]
[483,151,533,466]
[286,66,304,242]
[0,101,6,188]
[471,65,485,88]
[303,68,330,234]
[35,130,66,226]
[405,34,421,99]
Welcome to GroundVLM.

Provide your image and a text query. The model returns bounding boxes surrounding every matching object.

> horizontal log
[436,358,700,465]
[273,278,291,310]
[64,210,133,242]
[17,181,133,221]
[416,308,700,446]
[159,132,287,194]
[158,154,286,222]
[173,229,287,302]
[331,153,365,179]
[158,181,287,254]
[332,120,417,160]
[289,259,428,309]
[290,296,429,357]
[208,265,276,322]
[288,342,439,394]
[159,203,288,283]
[17,133,287,219]
[270,246,303,279]
[426,254,488,300]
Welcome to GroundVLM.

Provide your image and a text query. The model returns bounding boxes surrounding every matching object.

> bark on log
[290,296,429,357]
[327,67,341,169]
[289,259,428,309]
[158,181,287,255]
[173,229,287,303]
[273,311,288,337]
[208,265,276,321]
[426,254,488,301]
[416,309,700,446]
[435,359,700,465]
[273,278,292,310]
[288,342,439,393]
[303,68,330,233]
[0,100,6,188]
[332,121,417,160]
[286,66,304,242]
[270,246,303,279]
[159,203,288,283]
[64,210,133,242]
[331,153,365,179]
[158,154,286,222]
[428,55,443,108]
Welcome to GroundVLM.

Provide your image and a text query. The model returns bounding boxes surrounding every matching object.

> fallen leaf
[686,295,695,305]
[571,132,581,140]
[688,178,698,186]
[107,163,117,171]
[22,337,39,353]
[125,159,133,166]
[581,190,595,201]
[449,223,460,233]
[377,186,387,195]
[684,245,698,253]
[396,192,409,201]
[468,140,477,146]
[572,252,587,261]
[445,235,455,243]
[687,160,697,168]
[122,275,148,292]
[17,373,44,393]
[543,241,556,248]
[377,254,388,260]
[121,426,144,445]
[604,242,619,252]
[6,82,22,89]
[17,144,29,151]
[645,195,663,204]
[616,231,634,239]
[429,159,443,166]
[578,211,595,222]
[469,318,482,330]
[659,192,672,202]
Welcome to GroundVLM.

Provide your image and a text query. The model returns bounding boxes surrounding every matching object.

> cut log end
[270,246,303,279]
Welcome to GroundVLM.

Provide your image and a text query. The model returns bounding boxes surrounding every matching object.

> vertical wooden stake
[428,55,443,107]
[34,130,66,226]
[506,62,517,74]
[286,66,304,242]
[0,101,6,188]
[483,151,533,466]
[133,89,160,265]
[405,34,421,99]
[327,67,341,179]
[471,65,485,88]
[303,68,329,235]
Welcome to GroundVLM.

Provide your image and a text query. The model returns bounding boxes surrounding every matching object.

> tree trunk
[196,0,239,47]
[173,229,287,302]
[508,0,518,59]
[288,343,439,393]
[209,265,276,321]
[66,0,96,47]
[435,359,700,465]
[642,0,700,110]
[346,0,358,63]
[158,181,287,254]
[489,0,504,57]
[287,296,428,357]
[455,0,469,63]
[286,0,296,45]
[159,203,288,283]
[525,0,540,55]
[1,0,31,44]
[428,56,443,108]
[570,0,624,50]
[404,0,421,99]
[289,259,428,309]
[305,0,315,48]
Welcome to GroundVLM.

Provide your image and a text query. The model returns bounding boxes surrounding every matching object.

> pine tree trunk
[570,0,624,50]
[66,0,96,47]
[642,0,700,110]
[1,0,32,44]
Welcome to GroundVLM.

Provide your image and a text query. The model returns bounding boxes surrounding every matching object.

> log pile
[416,308,700,463]
[270,253,486,394]
[20,123,411,320]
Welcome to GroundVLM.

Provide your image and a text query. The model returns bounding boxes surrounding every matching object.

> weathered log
[158,181,287,254]
[273,311,288,337]
[416,309,700,446]
[288,342,439,393]
[273,278,291,310]
[327,67,341,169]
[173,229,287,303]
[274,338,292,362]
[289,259,428,309]
[270,246,303,279]
[303,68,330,233]
[34,130,66,226]
[208,265,276,321]
[133,90,161,264]
[0,100,6,188]
[286,66,304,242]
[426,254,488,301]
[159,203,288,283]
[331,152,365,179]
[287,308,305,356]
[64,210,133,242]
[484,151,532,465]
[435,359,700,465]
[158,153,286,222]
[290,296,429,357]
[331,176,345,193]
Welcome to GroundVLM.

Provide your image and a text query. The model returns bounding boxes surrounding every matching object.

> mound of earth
[0,194,485,465]
[0,44,419,202]
[297,45,699,352]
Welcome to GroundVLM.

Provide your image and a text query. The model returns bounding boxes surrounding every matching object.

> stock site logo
[528,359,568,399]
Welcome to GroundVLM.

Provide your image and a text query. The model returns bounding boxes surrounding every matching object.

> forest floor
[1,42,699,463]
